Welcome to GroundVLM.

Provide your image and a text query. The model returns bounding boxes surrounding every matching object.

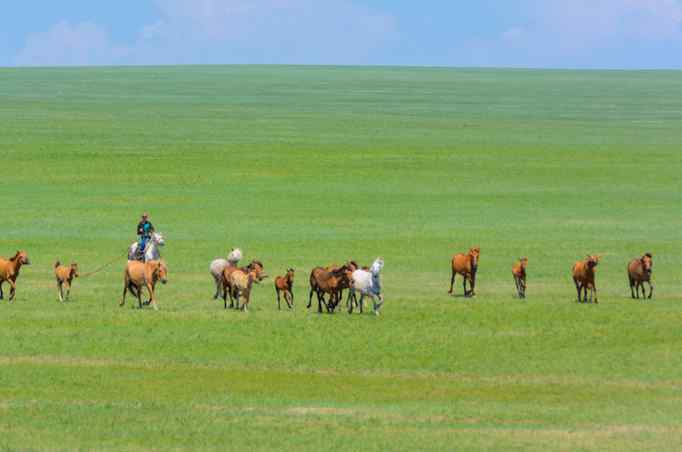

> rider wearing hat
[136,212,155,258]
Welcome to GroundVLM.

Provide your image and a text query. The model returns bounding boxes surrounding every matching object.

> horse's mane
[9,251,21,262]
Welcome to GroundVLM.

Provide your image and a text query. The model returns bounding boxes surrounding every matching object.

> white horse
[128,232,165,262]
[209,248,242,300]
[348,257,384,315]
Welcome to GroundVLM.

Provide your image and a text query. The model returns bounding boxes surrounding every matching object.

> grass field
[1,65,682,450]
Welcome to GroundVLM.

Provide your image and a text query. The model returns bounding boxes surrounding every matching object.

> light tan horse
[120,260,168,310]
[0,251,31,302]
[54,261,79,302]
[224,262,266,311]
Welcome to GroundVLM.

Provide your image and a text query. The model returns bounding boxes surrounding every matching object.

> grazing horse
[0,251,31,302]
[348,257,385,315]
[225,262,266,311]
[572,255,600,304]
[307,264,353,313]
[274,268,295,310]
[54,261,79,302]
[128,232,165,262]
[120,260,168,310]
[209,248,242,299]
[628,253,654,299]
[449,247,480,297]
[512,257,528,299]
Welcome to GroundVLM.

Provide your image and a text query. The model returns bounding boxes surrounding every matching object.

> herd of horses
[0,245,655,312]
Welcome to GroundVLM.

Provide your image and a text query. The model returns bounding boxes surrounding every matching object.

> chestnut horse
[628,253,653,299]
[572,255,600,303]
[0,251,31,302]
[274,268,295,310]
[449,247,480,297]
[512,257,528,299]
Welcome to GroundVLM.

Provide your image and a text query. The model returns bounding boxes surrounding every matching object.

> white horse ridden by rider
[128,232,165,262]
[348,257,384,315]
[209,248,242,300]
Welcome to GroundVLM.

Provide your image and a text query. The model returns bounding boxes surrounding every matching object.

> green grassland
[1,66,681,450]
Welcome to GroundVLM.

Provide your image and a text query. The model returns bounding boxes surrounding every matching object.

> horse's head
[249,260,267,282]
[641,253,653,273]
[520,257,528,270]
[12,250,30,266]
[586,255,600,269]
[152,232,165,246]
[347,260,359,271]
[370,257,384,275]
[469,247,480,268]
[70,263,80,278]
[286,268,295,280]
[156,261,168,284]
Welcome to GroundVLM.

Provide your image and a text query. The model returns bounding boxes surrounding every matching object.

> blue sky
[2,0,682,68]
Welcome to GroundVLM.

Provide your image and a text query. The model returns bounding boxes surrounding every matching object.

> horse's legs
[573,279,581,302]
[347,289,355,314]
[592,285,598,304]
[0,281,4,299]
[470,272,477,296]
[213,275,222,300]
[147,283,158,311]
[58,282,64,303]
[276,287,281,310]
[628,276,635,299]
[647,280,654,299]
[521,278,526,298]
[462,276,468,297]
[285,291,293,309]
[64,282,71,301]
[289,289,294,308]
[307,287,315,309]
[136,285,144,309]
[7,279,16,302]
[513,276,521,298]
[120,286,127,306]
[449,269,456,294]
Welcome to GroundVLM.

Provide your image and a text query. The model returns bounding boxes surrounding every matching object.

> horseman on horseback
[128,212,164,262]
[137,212,155,259]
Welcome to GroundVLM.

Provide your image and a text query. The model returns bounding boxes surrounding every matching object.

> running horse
[128,232,165,262]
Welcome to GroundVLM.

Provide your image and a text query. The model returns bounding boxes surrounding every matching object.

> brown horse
[628,253,653,299]
[572,255,600,303]
[225,262,266,311]
[512,257,528,299]
[54,261,79,302]
[449,247,480,297]
[120,260,168,310]
[0,251,31,302]
[274,268,295,310]
[307,263,354,313]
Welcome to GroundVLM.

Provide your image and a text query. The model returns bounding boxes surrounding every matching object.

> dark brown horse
[449,247,480,297]
[0,251,31,302]
[628,253,653,299]
[308,263,353,313]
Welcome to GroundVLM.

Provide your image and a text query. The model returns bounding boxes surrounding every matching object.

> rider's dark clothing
[137,220,154,253]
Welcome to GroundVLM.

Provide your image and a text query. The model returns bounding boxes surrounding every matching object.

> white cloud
[15,21,128,67]
[15,0,397,67]
[463,0,682,68]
